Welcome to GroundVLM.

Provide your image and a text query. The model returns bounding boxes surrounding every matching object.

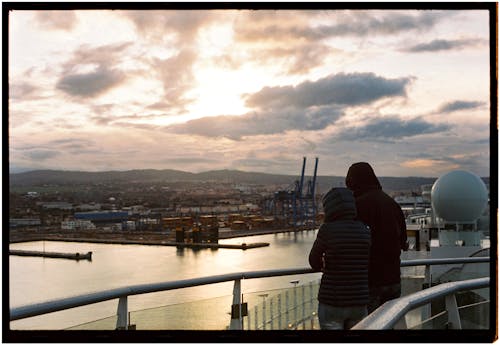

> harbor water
[9,230,428,330]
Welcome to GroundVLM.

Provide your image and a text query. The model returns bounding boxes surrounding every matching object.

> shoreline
[9,227,318,246]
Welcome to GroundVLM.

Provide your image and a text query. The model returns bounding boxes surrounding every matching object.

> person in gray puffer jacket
[309,187,371,330]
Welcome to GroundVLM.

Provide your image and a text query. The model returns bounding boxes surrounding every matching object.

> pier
[9,250,93,261]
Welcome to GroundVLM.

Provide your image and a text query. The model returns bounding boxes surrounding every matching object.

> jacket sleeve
[309,225,326,271]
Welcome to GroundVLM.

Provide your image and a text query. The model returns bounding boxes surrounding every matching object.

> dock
[9,250,93,261]
[170,242,269,250]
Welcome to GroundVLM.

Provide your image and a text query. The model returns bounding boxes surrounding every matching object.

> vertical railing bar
[255,305,259,330]
[116,296,128,330]
[247,305,251,330]
[445,293,462,329]
[422,264,432,323]
[309,281,314,329]
[302,285,306,330]
[285,290,290,329]
[262,297,266,330]
[277,294,282,329]
[229,279,242,330]
[270,297,274,330]
[293,284,298,329]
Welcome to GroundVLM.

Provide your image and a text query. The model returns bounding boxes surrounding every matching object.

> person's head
[322,187,356,222]
[345,162,381,192]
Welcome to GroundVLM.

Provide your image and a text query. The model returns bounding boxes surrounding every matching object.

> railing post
[270,297,274,330]
[445,294,462,329]
[262,297,267,330]
[255,306,259,330]
[277,294,282,329]
[293,282,298,329]
[116,296,128,330]
[421,264,432,324]
[285,290,290,329]
[229,279,243,330]
[301,285,306,329]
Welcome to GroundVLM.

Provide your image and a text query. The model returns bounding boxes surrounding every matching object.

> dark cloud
[159,157,220,165]
[437,100,485,113]
[338,116,451,142]
[234,11,449,42]
[56,65,125,98]
[169,105,344,139]
[35,11,77,31]
[47,138,95,151]
[24,149,61,161]
[473,138,489,145]
[56,43,133,98]
[404,38,482,52]
[246,72,411,110]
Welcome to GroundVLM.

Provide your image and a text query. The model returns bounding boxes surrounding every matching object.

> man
[309,188,371,329]
[345,162,409,313]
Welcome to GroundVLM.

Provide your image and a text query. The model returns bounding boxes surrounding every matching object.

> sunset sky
[8,8,492,177]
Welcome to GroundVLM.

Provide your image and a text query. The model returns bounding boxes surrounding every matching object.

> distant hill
[5,168,460,194]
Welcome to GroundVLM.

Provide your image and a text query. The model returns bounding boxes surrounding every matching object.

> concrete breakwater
[9,249,93,261]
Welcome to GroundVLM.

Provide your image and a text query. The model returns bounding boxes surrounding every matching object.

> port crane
[271,157,319,229]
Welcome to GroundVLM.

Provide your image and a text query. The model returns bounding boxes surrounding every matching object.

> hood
[345,162,382,195]
[322,187,357,221]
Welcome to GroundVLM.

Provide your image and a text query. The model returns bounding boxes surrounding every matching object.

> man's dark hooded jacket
[309,188,371,307]
[346,162,408,288]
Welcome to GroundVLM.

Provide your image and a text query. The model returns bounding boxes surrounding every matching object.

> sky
[8,8,492,177]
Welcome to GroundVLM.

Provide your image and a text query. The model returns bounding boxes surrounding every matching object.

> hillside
[6,168,454,194]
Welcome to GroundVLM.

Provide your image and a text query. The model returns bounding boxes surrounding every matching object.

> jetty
[9,250,92,261]
[170,242,269,250]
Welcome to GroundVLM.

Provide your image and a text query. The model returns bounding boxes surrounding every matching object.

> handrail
[10,268,314,321]
[352,277,490,330]
[10,257,489,322]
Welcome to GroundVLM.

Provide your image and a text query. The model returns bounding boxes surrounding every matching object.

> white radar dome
[431,170,488,222]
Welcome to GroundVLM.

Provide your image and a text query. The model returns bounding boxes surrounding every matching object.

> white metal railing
[9,257,490,330]
[352,277,489,330]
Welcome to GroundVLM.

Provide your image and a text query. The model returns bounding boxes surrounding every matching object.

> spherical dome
[431,170,488,222]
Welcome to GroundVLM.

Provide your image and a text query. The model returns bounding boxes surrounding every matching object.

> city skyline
[9,7,492,177]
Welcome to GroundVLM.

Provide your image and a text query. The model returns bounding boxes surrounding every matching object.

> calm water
[10,230,323,330]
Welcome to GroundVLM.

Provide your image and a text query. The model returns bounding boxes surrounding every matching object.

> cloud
[123,10,218,44]
[23,149,61,161]
[249,43,335,75]
[230,11,450,75]
[169,105,344,139]
[437,100,486,113]
[234,11,449,42]
[35,11,77,31]
[47,138,95,151]
[245,72,412,109]
[56,65,125,98]
[338,116,451,142]
[404,38,483,52]
[401,153,488,175]
[166,72,412,138]
[56,43,133,98]
[9,82,37,100]
[151,49,198,111]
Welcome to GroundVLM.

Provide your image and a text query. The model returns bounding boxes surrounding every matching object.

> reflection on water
[9,230,320,330]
